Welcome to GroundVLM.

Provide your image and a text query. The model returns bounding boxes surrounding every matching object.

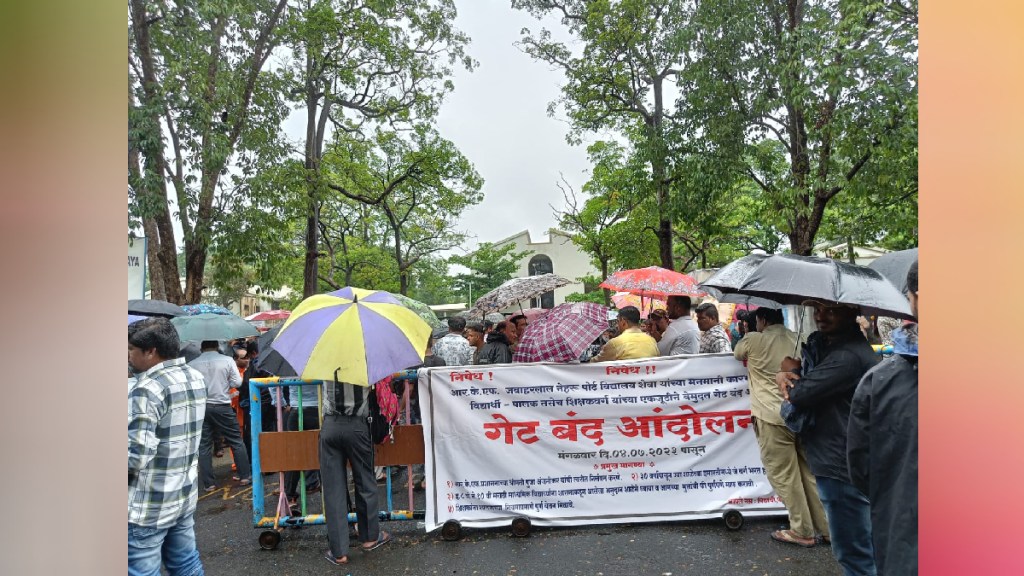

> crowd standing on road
[129,259,918,575]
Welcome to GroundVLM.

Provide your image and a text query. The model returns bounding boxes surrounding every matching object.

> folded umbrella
[512,302,610,363]
[599,266,706,300]
[270,287,432,386]
[171,313,261,342]
[867,247,918,294]
[128,299,187,318]
[698,254,914,320]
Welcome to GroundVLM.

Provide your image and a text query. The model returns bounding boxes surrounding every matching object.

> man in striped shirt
[320,377,392,565]
[128,318,207,576]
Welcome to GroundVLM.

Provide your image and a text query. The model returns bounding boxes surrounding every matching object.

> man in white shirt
[654,295,700,356]
[189,340,251,490]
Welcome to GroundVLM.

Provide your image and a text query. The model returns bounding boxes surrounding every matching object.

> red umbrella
[599,266,706,300]
[512,302,610,363]
[610,292,666,318]
[245,309,291,322]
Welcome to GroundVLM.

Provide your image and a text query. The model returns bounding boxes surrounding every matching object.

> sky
[432,1,594,251]
[150,2,599,255]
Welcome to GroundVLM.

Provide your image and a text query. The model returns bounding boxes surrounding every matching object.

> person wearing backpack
[319,377,393,566]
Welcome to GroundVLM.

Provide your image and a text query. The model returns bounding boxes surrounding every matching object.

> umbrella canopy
[512,302,610,363]
[182,303,234,316]
[698,254,914,320]
[867,247,918,294]
[387,293,443,331]
[270,287,432,386]
[518,307,551,323]
[128,314,146,325]
[128,299,187,318]
[255,325,297,377]
[484,312,507,324]
[171,313,261,342]
[610,292,667,317]
[245,309,292,322]
[469,273,573,315]
[599,266,706,299]
[701,287,781,309]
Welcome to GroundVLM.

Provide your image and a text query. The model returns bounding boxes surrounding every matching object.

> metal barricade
[248,372,424,550]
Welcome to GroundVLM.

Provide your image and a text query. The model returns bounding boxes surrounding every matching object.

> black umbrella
[702,287,782,309]
[255,326,297,377]
[698,253,914,320]
[128,299,187,318]
[868,247,918,294]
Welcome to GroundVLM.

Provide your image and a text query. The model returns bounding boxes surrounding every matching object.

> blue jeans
[816,476,876,576]
[128,515,204,576]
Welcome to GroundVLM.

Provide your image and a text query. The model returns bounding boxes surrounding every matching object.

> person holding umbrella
[776,302,880,576]
[847,260,919,575]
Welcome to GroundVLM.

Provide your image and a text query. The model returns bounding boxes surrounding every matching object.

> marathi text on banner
[419,355,785,531]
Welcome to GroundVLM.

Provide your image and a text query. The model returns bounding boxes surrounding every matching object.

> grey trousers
[199,403,251,488]
[320,412,379,558]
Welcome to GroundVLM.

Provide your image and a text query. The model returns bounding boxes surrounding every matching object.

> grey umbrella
[699,253,914,320]
[702,287,782,309]
[128,299,187,318]
[171,313,260,342]
[868,247,918,293]
[468,273,573,315]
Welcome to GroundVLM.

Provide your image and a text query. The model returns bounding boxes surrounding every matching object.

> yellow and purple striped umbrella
[270,287,431,386]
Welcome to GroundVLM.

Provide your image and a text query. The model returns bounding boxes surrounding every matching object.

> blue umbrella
[181,303,234,316]
[128,314,146,325]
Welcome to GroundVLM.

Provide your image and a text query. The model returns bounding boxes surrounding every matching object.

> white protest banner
[419,354,785,531]
[128,237,147,299]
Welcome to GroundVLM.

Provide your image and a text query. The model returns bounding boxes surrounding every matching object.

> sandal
[771,529,816,548]
[322,550,349,565]
[361,530,393,551]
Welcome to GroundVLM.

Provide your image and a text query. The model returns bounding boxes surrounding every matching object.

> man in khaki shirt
[590,306,659,362]
[735,307,829,548]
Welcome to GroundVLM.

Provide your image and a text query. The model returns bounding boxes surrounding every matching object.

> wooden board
[257,425,425,472]
[259,430,320,472]
[374,425,425,466]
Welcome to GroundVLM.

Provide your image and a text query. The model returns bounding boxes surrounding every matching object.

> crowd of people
[129,262,918,575]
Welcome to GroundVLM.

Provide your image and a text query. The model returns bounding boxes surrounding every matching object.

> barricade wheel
[723,510,744,531]
[510,517,531,538]
[441,520,462,541]
[259,530,282,550]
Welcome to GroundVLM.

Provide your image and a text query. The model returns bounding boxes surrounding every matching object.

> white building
[491,229,600,310]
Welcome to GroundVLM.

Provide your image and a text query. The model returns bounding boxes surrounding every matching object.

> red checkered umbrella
[599,266,706,300]
[512,302,610,363]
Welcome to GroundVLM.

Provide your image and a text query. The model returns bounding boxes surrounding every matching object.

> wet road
[194,459,841,576]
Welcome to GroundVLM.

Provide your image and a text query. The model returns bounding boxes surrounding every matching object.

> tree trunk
[130,0,183,303]
[141,218,165,301]
[600,258,610,307]
[302,60,330,298]
[650,78,673,270]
